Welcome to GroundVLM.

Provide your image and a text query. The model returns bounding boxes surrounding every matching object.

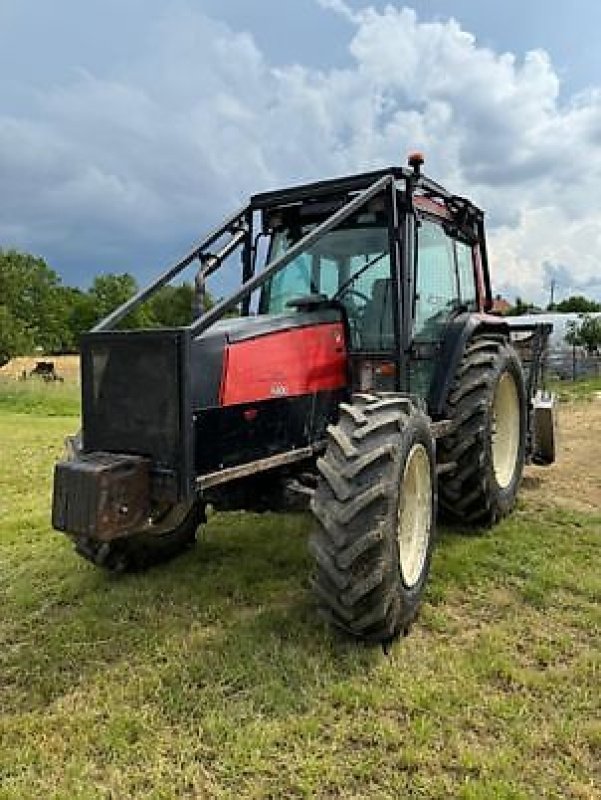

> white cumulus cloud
[1,1,601,302]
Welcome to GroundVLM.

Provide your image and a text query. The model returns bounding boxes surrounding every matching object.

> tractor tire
[309,394,437,645]
[72,502,202,573]
[438,337,526,526]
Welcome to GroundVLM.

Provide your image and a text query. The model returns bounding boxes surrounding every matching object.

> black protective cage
[90,167,490,369]
[92,165,490,342]
[81,165,491,500]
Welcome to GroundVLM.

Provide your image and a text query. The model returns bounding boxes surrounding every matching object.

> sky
[2,0,601,304]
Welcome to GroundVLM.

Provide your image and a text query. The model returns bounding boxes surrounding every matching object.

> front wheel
[309,394,437,644]
[72,501,203,573]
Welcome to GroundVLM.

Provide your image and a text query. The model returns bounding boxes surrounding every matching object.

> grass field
[0,380,600,799]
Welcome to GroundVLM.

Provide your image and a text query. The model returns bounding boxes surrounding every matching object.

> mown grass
[0,396,600,799]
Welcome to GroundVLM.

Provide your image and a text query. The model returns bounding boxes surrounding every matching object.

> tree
[86,274,203,330]
[89,273,138,320]
[147,283,195,327]
[555,295,601,313]
[88,273,154,329]
[0,247,211,358]
[506,296,537,316]
[63,288,98,349]
[0,249,72,352]
[565,314,601,355]
[0,305,33,366]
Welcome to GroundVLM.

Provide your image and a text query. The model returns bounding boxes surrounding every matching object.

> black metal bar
[179,329,194,499]
[251,167,406,209]
[202,227,248,279]
[417,175,453,201]
[477,217,493,311]
[197,445,317,489]
[385,179,403,392]
[193,227,249,317]
[92,204,249,332]
[190,174,395,337]
[241,208,254,316]
[400,172,417,392]
[504,321,553,334]
[252,165,482,221]
[90,165,485,335]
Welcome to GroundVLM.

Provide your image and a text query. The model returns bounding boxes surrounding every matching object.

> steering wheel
[336,287,370,310]
[336,288,371,348]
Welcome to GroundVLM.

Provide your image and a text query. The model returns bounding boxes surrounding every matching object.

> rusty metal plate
[52,452,150,541]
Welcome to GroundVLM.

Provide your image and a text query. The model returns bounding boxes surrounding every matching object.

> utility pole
[548,279,556,310]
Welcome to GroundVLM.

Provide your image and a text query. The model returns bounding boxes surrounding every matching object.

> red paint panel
[220,322,347,406]
[414,195,451,220]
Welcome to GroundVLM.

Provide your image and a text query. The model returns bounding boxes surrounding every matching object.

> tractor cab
[251,167,485,402]
[258,207,392,350]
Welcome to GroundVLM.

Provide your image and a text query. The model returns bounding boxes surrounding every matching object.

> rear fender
[428,312,510,417]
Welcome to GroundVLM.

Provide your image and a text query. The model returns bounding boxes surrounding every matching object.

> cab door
[410,216,478,397]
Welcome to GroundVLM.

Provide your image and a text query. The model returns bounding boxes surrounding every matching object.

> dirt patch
[523,398,601,514]
[0,355,80,383]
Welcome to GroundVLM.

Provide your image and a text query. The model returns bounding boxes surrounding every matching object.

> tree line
[565,314,601,354]
[507,295,601,315]
[0,249,203,365]
[2,247,601,365]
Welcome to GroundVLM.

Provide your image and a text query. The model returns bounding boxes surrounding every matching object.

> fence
[546,350,601,381]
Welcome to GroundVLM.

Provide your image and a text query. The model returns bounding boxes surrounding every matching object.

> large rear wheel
[438,337,527,526]
[310,394,437,644]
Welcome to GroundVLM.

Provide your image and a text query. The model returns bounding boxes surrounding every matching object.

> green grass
[1,404,600,799]
[550,375,601,403]
[0,378,80,416]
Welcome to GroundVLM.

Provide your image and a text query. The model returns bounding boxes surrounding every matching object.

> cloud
[315,0,359,23]
[1,2,601,302]
[490,206,601,301]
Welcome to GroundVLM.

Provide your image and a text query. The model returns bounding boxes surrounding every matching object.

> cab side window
[414,219,459,340]
[455,239,477,308]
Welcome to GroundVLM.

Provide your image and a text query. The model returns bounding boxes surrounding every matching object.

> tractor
[52,155,556,644]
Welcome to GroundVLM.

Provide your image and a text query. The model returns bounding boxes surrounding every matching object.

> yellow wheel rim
[397,443,432,587]
[492,372,520,489]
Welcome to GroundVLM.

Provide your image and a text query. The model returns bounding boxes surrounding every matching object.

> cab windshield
[260,221,394,350]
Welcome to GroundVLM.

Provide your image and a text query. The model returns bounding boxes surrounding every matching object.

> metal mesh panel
[82,333,184,469]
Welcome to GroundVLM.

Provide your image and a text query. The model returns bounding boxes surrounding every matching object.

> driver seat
[361,278,394,350]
